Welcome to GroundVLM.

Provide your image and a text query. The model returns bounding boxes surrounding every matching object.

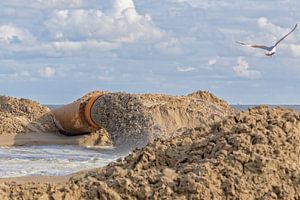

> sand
[0,131,112,147]
[91,91,235,149]
[0,175,71,184]
[1,92,299,199]
[0,105,299,199]
[0,95,112,147]
[0,91,234,149]
[0,96,57,135]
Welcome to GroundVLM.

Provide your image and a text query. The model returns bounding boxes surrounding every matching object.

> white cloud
[110,0,136,19]
[43,0,83,7]
[0,0,182,59]
[2,0,300,104]
[51,40,120,51]
[20,71,31,77]
[45,0,165,44]
[290,44,300,57]
[233,57,261,79]
[177,66,196,72]
[97,75,114,81]
[208,58,217,66]
[39,67,56,78]
[171,0,227,9]
[0,8,17,17]
[257,17,268,28]
[155,38,183,56]
[0,24,34,43]
[1,0,83,9]
[257,17,296,42]
[0,70,34,80]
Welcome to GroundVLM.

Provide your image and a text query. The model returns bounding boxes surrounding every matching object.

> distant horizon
[2,91,300,105]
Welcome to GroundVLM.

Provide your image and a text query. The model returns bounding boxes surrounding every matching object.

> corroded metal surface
[51,91,106,135]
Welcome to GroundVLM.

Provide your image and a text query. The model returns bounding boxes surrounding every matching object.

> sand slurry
[91,91,234,149]
[1,105,299,199]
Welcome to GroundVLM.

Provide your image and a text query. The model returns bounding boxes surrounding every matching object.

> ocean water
[46,105,62,110]
[0,146,123,178]
[232,105,300,112]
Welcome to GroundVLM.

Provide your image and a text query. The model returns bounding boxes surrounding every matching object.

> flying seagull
[237,23,298,56]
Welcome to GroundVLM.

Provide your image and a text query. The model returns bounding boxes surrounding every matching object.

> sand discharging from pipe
[52,91,235,150]
[90,93,155,149]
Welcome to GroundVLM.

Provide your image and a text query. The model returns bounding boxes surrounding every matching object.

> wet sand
[0,175,71,184]
[0,132,85,146]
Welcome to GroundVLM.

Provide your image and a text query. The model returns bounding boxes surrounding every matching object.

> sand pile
[0,91,233,148]
[139,91,233,135]
[1,106,299,199]
[187,91,232,112]
[91,91,235,148]
[0,96,57,134]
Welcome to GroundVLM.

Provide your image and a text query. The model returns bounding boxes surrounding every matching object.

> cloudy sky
[0,0,300,104]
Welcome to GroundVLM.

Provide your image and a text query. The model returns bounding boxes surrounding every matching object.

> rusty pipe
[51,91,105,135]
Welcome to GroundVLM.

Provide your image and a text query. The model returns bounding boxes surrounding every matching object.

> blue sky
[0,0,300,104]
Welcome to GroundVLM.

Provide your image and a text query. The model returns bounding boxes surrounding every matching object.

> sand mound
[187,90,232,111]
[0,91,233,148]
[0,96,57,134]
[1,106,299,199]
[91,91,235,149]
[63,106,300,199]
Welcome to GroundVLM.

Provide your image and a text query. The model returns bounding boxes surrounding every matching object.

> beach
[0,91,299,199]
[0,132,83,146]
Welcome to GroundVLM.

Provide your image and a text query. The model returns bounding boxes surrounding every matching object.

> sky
[0,0,300,104]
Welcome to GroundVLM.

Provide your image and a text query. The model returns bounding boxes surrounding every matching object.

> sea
[232,105,300,112]
[0,145,123,178]
[0,104,299,178]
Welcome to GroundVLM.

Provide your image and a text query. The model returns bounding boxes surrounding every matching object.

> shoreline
[0,132,117,184]
[0,132,85,147]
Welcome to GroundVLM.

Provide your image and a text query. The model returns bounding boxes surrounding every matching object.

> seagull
[237,23,298,56]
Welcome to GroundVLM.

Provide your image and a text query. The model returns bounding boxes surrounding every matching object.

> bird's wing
[236,41,271,51]
[274,23,298,46]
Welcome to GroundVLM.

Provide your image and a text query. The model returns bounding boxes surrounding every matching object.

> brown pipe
[51,91,105,135]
